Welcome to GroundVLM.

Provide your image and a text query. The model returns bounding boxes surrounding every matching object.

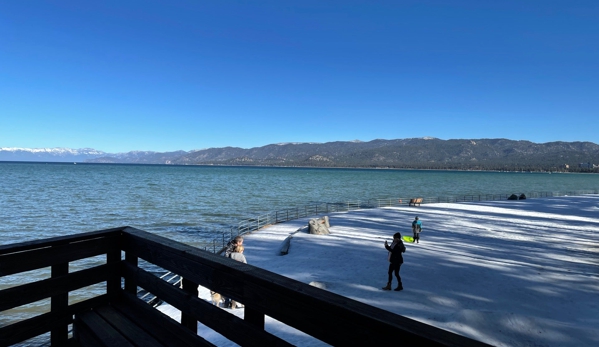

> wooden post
[51,261,68,346]
[181,277,198,332]
[107,249,121,299]
[124,251,138,295]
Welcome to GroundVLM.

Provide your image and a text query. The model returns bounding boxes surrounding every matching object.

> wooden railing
[0,228,123,346]
[1,227,492,346]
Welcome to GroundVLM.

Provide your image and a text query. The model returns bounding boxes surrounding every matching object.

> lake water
[1,162,598,247]
[1,162,598,345]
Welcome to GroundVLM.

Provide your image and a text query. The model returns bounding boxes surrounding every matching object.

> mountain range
[2,138,599,172]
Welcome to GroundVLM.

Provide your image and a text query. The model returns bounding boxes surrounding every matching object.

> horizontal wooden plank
[121,228,248,296]
[67,295,113,345]
[121,227,228,269]
[0,295,110,347]
[57,338,83,347]
[94,306,164,347]
[69,294,112,315]
[76,310,135,347]
[73,320,104,347]
[121,233,232,299]
[116,291,216,347]
[0,234,120,277]
[0,308,73,346]
[0,228,123,255]
[122,262,292,347]
[0,263,118,312]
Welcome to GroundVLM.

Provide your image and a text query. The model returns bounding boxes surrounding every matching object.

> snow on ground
[158,195,599,347]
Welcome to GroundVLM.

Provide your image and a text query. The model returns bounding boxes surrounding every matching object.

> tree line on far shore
[77,137,599,173]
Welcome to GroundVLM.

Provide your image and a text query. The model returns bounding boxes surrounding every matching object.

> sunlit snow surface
[159,195,599,347]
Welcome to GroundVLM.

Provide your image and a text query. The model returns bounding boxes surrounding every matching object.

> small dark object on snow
[508,194,519,200]
[519,194,526,200]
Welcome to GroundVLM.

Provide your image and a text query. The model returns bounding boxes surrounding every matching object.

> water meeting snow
[158,195,599,347]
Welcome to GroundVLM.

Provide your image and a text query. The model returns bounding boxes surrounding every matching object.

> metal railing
[197,201,364,253]
[150,189,599,309]
[375,190,598,207]
[202,189,598,254]
[237,201,362,233]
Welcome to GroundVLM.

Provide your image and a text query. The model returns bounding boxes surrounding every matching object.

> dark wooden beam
[51,259,69,346]
[0,295,110,346]
[180,277,198,332]
[0,228,123,255]
[0,263,117,312]
[121,263,293,347]
[0,234,120,277]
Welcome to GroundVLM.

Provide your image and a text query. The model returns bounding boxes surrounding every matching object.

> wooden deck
[73,292,213,347]
[1,226,493,347]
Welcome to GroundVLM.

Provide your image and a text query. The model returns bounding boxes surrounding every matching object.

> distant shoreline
[1,160,596,174]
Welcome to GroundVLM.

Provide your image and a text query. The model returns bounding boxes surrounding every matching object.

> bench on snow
[409,198,423,206]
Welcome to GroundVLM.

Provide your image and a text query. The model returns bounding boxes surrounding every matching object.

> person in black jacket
[382,232,406,291]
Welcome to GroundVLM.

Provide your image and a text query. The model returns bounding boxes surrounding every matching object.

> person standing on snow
[228,245,247,309]
[412,216,422,243]
[222,235,243,307]
[229,244,247,264]
[382,232,406,291]
[224,235,243,257]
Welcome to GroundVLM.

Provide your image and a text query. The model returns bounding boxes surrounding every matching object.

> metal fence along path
[203,189,599,253]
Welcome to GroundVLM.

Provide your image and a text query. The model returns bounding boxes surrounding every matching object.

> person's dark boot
[394,286,403,291]
[382,282,391,290]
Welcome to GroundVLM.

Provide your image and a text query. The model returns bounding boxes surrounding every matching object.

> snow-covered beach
[159,195,599,347]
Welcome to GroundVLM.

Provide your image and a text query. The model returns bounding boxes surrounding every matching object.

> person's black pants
[387,262,402,288]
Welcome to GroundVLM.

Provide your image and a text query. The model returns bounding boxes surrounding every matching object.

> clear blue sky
[1,1,597,153]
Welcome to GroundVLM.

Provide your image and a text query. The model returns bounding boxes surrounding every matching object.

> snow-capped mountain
[0,147,107,162]
[3,138,599,171]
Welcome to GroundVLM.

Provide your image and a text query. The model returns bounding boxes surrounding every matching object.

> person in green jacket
[412,216,422,243]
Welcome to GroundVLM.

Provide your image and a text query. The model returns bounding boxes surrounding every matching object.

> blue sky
[1,1,597,153]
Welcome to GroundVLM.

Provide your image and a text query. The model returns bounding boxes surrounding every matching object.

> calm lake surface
[1,162,598,247]
[1,162,598,345]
